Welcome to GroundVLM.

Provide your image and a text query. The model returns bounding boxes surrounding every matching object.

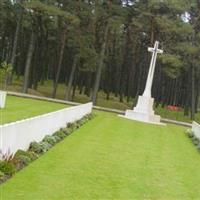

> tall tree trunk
[91,25,109,105]
[71,74,78,101]
[184,76,190,116]
[7,12,23,85]
[191,63,195,120]
[52,27,67,98]
[22,31,35,93]
[65,56,78,100]
[195,78,199,112]
[84,73,92,97]
[119,25,133,103]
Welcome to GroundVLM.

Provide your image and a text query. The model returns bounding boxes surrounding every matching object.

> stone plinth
[121,96,165,125]
[0,91,7,108]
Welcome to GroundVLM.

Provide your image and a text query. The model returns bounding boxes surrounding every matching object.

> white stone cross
[143,41,163,98]
[121,40,165,125]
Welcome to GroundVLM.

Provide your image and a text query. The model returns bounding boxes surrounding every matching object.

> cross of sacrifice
[143,41,163,98]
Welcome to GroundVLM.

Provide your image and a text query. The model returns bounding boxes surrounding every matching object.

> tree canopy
[0,0,199,119]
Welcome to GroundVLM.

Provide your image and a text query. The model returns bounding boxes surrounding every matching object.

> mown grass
[0,96,68,125]
[1,111,200,199]
[2,77,200,123]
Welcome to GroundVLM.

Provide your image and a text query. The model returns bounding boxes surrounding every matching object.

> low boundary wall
[0,102,92,158]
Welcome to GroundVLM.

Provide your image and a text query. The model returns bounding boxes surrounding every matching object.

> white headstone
[192,121,200,139]
[120,41,165,125]
[0,91,7,108]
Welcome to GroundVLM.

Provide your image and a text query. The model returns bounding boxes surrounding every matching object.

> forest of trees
[0,0,200,119]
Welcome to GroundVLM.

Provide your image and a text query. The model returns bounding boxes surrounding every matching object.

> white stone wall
[192,121,200,139]
[0,103,92,159]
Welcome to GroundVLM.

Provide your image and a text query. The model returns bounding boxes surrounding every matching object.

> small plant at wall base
[186,129,200,152]
[0,113,95,185]
[0,159,16,184]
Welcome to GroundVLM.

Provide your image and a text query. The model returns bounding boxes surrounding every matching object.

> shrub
[15,150,38,161]
[186,129,194,138]
[39,142,52,152]
[67,122,73,128]
[77,118,86,127]
[62,128,72,136]
[70,122,79,131]
[0,161,16,176]
[53,135,61,142]
[192,137,200,146]
[86,113,94,120]
[16,155,31,166]
[77,119,84,126]
[54,131,66,140]
[43,135,57,145]
[27,151,39,161]
[76,119,81,124]
[15,150,29,158]
[75,121,81,129]
[29,142,44,154]
[13,150,38,170]
[14,150,38,165]
[65,114,94,130]
[66,128,73,135]
[80,118,87,125]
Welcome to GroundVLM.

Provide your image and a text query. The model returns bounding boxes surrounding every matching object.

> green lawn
[1,111,200,199]
[0,96,68,125]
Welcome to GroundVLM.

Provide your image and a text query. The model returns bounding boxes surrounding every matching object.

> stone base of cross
[120,41,165,125]
[0,91,7,108]
[121,96,164,125]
